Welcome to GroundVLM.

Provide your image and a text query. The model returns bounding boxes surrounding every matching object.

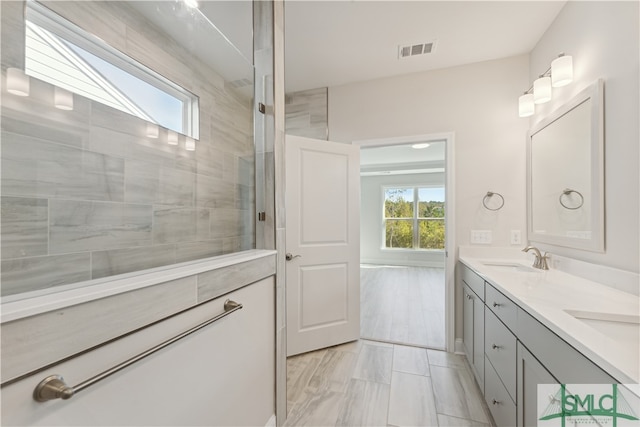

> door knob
[285,253,301,261]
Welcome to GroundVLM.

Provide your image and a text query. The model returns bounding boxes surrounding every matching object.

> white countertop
[459,253,640,386]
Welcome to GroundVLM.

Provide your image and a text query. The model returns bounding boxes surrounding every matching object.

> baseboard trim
[360,259,445,268]
[454,338,465,355]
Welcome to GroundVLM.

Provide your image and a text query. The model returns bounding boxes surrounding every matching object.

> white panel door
[285,135,360,356]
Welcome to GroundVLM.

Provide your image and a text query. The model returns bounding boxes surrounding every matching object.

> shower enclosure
[1,0,260,300]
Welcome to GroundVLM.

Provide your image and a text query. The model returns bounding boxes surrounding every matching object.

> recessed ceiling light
[412,143,430,149]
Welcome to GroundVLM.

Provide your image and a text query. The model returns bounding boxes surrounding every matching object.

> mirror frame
[527,79,604,252]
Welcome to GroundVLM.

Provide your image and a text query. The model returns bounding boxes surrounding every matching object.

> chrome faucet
[522,246,550,270]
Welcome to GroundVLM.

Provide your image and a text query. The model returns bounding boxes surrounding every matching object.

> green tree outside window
[384,187,445,250]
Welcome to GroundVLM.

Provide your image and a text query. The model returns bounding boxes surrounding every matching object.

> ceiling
[285,1,566,93]
[360,140,446,175]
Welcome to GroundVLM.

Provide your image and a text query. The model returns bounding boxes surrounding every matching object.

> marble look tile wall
[285,87,328,140]
[0,1,255,297]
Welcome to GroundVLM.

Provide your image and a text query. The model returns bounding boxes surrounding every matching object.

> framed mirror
[527,79,604,252]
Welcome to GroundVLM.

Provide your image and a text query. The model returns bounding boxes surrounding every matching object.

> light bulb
[184,0,198,8]
[54,87,74,110]
[551,55,573,87]
[6,68,30,96]
[533,76,552,104]
[146,122,159,138]
[185,137,196,151]
[167,130,179,145]
[518,93,535,117]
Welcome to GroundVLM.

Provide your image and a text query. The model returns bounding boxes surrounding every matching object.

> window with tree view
[384,187,445,250]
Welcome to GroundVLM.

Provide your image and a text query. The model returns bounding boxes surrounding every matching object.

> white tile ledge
[1,249,277,324]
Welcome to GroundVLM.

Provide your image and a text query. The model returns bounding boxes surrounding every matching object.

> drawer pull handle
[33,299,243,402]
[492,399,502,405]
[493,302,501,308]
[492,344,502,350]
[466,294,473,300]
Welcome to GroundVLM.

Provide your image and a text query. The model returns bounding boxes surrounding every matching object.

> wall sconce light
[54,87,74,110]
[518,53,573,118]
[533,76,552,104]
[518,93,535,117]
[167,130,179,145]
[6,68,30,96]
[146,122,159,138]
[185,137,196,151]
[551,54,573,87]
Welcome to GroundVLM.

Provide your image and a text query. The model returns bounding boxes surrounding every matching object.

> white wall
[329,55,530,343]
[330,55,531,251]
[529,1,639,273]
[361,173,445,267]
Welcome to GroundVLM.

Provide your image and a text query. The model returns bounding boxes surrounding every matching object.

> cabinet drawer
[461,263,485,301]
[485,358,517,427]
[485,309,517,400]
[486,284,517,330]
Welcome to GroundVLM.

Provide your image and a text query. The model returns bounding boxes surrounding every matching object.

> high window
[24,1,199,137]
[384,187,445,250]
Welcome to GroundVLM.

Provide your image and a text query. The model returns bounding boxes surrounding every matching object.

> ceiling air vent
[398,40,436,59]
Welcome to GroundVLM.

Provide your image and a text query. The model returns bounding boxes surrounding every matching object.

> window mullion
[413,187,419,249]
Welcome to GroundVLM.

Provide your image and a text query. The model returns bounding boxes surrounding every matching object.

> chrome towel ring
[483,191,504,211]
[559,188,584,210]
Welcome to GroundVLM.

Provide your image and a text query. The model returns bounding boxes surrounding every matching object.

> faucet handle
[540,252,550,270]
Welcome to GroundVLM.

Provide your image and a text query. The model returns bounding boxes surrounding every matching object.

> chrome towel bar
[33,299,243,402]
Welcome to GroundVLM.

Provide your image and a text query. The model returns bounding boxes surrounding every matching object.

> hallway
[285,340,492,426]
[360,266,445,349]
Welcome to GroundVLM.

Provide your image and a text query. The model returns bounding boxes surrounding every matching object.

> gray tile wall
[285,87,328,140]
[1,1,255,297]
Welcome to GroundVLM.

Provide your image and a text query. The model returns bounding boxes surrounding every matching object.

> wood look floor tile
[392,345,430,376]
[308,350,358,393]
[388,371,438,426]
[360,265,445,348]
[283,388,344,427]
[352,343,394,384]
[285,341,490,427]
[286,349,326,403]
[427,349,466,369]
[430,365,491,424]
[335,379,390,426]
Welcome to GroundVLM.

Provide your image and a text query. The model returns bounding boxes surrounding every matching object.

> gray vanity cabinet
[460,264,485,388]
[458,261,621,427]
[517,343,559,427]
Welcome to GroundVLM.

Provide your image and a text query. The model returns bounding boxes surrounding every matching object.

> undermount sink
[481,262,538,273]
[564,309,640,345]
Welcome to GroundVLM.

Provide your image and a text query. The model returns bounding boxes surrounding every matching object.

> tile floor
[360,266,445,349]
[285,340,494,426]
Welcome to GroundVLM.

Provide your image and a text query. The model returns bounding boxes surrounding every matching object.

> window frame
[24,0,199,138]
[382,185,445,251]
